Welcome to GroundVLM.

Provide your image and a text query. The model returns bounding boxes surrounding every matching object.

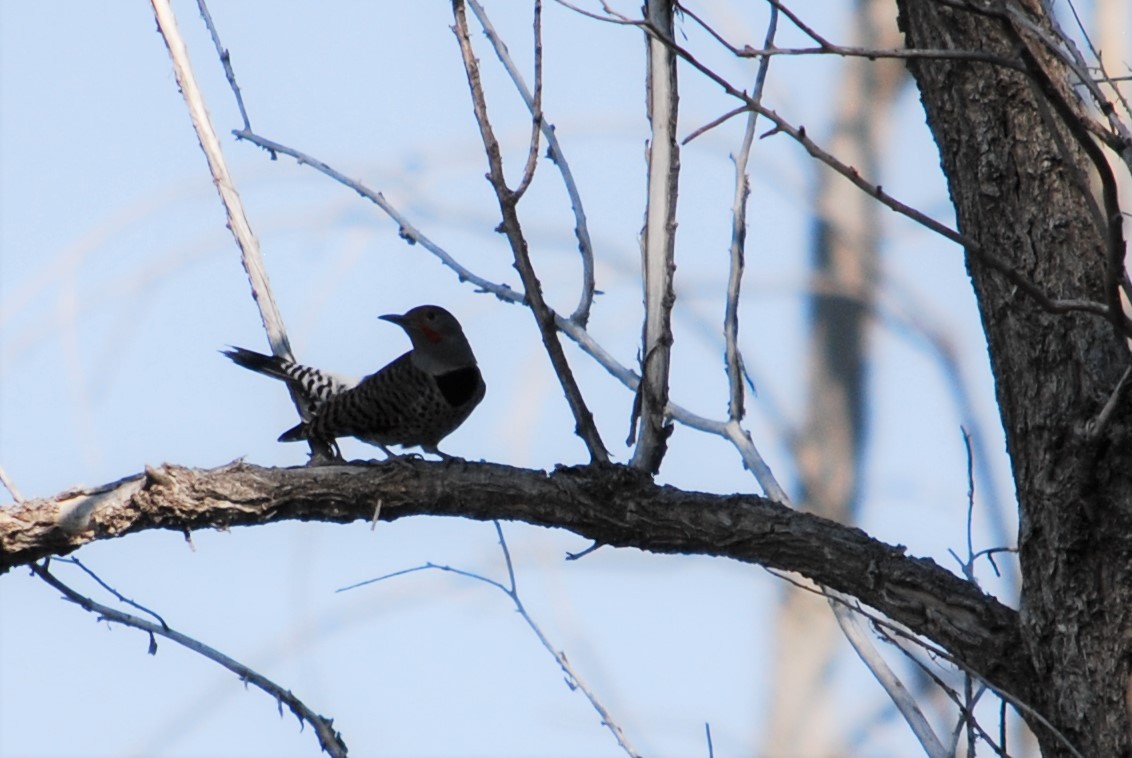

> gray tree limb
[0,458,1033,702]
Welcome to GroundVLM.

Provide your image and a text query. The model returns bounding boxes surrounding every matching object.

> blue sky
[0,2,1024,755]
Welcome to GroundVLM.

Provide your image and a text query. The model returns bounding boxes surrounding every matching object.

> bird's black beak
[379,313,406,326]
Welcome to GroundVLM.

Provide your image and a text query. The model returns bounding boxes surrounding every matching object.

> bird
[223,305,485,460]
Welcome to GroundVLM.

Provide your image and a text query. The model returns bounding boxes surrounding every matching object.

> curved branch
[1,458,1032,701]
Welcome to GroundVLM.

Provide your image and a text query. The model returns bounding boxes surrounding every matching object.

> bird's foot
[423,446,464,462]
[305,439,345,466]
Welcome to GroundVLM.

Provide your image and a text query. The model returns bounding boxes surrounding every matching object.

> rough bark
[898,2,1132,755]
[0,458,1034,700]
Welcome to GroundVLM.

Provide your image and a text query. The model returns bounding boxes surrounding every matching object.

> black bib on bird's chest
[434,366,482,407]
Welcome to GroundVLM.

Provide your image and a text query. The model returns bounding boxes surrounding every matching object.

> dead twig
[33,561,347,757]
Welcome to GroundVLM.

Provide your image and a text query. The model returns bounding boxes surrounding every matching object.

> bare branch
[341,523,641,757]
[195,0,251,131]
[57,556,170,630]
[775,568,1083,757]
[466,0,598,326]
[451,0,609,464]
[629,0,679,474]
[150,0,290,361]
[32,561,347,757]
[676,0,1023,71]
[626,13,1121,329]
[723,6,777,425]
[827,591,949,758]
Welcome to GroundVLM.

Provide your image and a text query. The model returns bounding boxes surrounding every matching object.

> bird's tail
[221,346,294,381]
[278,422,308,442]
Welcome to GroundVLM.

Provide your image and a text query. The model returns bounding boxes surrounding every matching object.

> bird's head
[380,305,477,372]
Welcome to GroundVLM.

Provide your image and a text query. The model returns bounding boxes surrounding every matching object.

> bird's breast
[434,366,484,407]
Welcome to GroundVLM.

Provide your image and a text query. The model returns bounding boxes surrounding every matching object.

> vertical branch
[724,8,778,423]
[629,0,679,474]
[451,0,609,463]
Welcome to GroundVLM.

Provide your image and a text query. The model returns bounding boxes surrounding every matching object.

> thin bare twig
[338,522,640,757]
[194,0,251,131]
[866,623,1006,756]
[56,557,169,631]
[33,561,347,757]
[1062,0,1132,129]
[511,0,544,201]
[451,0,609,464]
[723,5,777,425]
[1085,364,1132,439]
[632,13,1121,329]
[466,0,598,326]
[684,104,748,145]
[676,0,1023,71]
[232,131,524,304]
[772,568,1085,758]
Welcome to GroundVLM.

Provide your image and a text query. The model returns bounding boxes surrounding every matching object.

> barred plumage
[223,305,484,458]
[221,347,356,420]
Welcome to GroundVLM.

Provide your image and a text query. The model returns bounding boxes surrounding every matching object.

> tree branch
[1,459,1033,700]
[628,0,679,474]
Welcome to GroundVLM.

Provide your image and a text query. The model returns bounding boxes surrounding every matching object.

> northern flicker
[223,305,485,459]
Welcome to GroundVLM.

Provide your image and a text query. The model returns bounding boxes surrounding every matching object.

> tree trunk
[897,3,1132,755]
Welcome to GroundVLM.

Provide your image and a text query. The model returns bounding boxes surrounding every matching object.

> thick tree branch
[1,459,1033,700]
